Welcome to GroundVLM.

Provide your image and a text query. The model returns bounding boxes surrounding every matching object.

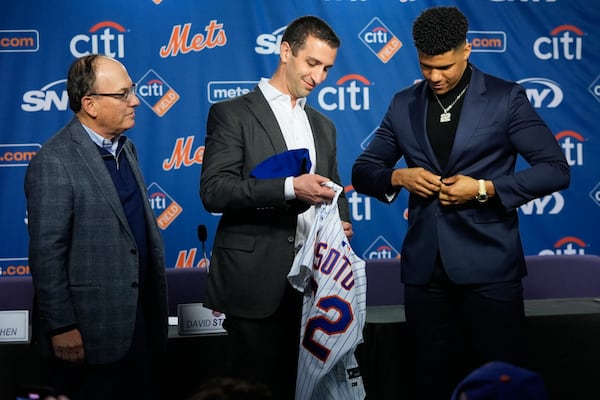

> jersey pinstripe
[288,182,367,400]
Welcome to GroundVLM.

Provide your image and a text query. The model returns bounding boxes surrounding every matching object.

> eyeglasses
[87,84,137,101]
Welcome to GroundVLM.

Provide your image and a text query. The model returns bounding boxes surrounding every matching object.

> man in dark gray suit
[25,55,168,400]
[200,16,352,399]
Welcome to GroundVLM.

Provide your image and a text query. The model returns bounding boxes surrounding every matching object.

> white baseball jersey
[288,182,367,400]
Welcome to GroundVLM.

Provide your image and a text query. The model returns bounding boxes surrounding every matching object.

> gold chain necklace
[433,84,469,123]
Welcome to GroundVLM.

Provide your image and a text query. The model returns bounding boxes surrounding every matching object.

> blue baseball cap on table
[451,361,549,400]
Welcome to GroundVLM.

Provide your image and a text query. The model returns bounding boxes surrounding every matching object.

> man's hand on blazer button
[392,167,441,198]
[439,175,478,206]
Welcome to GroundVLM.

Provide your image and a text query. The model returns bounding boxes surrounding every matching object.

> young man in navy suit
[352,7,569,399]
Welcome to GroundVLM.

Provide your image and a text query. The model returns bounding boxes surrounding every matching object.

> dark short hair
[67,54,101,113]
[281,15,340,56]
[412,6,468,56]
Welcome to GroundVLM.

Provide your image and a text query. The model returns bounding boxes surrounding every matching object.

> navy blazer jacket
[352,66,570,285]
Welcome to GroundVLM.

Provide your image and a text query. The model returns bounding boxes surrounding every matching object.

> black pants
[223,284,303,400]
[49,351,160,400]
[49,309,163,400]
[404,263,526,400]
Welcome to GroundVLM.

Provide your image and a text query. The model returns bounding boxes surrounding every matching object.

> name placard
[0,310,29,342]
[177,303,226,336]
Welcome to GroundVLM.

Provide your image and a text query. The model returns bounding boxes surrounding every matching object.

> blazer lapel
[69,121,133,237]
[245,88,288,154]
[409,83,442,173]
[305,106,327,175]
[444,67,488,174]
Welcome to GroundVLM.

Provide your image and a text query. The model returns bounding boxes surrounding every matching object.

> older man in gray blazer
[24,55,168,400]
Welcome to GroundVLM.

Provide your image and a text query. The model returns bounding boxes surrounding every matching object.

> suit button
[287,236,295,243]
[130,249,137,255]
[131,282,138,288]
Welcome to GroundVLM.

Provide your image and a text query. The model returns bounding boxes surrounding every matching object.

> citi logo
[318,74,371,111]
[21,79,68,112]
[467,31,506,52]
[363,236,400,260]
[589,181,600,208]
[517,77,563,108]
[360,126,379,150]
[344,185,372,222]
[0,30,39,52]
[70,21,126,58]
[136,70,180,117]
[588,75,600,104]
[147,182,183,230]
[207,81,258,103]
[539,236,587,256]
[255,25,286,55]
[520,192,565,215]
[533,25,583,61]
[556,130,584,167]
[358,17,402,63]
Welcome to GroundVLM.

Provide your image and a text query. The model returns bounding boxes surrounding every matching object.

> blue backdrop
[1,0,598,277]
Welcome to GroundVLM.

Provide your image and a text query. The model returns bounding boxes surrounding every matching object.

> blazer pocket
[472,202,512,224]
[214,232,255,252]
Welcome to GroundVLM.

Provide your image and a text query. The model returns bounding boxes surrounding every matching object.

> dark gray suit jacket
[24,118,168,364]
[200,88,350,319]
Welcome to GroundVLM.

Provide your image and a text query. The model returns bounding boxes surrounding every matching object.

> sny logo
[255,25,286,55]
[22,79,69,112]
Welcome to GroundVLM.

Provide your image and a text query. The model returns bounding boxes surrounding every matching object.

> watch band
[476,179,488,203]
